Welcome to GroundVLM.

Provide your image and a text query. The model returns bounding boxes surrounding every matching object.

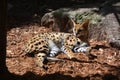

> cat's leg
[48,40,60,57]
[74,46,91,53]
[35,52,63,68]
[34,53,47,68]
[73,42,91,54]
[61,35,78,59]
[61,45,76,59]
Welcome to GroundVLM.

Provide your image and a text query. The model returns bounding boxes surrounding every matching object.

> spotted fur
[25,32,90,68]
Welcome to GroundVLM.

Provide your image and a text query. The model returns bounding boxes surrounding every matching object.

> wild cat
[25,32,90,68]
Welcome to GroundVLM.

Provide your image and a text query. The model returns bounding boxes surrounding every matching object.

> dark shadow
[0,0,7,75]
[101,63,120,70]
[114,12,120,26]
[98,0,120,25]
[7,0,120,29]
[62,57,96,63]
[99,0,120,14]
[1,71,120,80]
[0,0,13,80]
[92,45,109,50]
[109,41,120,50]
[102,74,119,80]
[21,72,89,80]
[4,71,90,80]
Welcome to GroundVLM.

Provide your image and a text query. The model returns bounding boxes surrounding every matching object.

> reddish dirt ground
[6,22,120,80]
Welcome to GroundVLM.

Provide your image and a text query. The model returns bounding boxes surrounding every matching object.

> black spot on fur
[65,43,68,45]
[36,42,41,45]
[33,40,36,43]
[41,40,44,43]
[66,37,69,39]
[43,46,48,48]
[35,43,39,46]
[38,42,41,44]
[57,37,59,39]
[35,46,38,49]
[31,45,33,48]
[39,47,42,49]
[51,35,55,37]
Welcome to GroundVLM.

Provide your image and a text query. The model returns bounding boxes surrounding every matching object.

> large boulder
[41,7,120,49]
[90,13,120,49]
[41,8,94,33]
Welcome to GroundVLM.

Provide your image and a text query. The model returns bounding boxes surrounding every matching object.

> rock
[41,6,120,49]
[41,7,95,33]
[89,13,120,49]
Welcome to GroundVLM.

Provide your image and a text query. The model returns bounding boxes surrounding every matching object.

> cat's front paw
[67,52,76,59]
[73,46,91,53]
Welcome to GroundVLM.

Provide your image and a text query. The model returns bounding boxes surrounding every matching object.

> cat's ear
[80,20,89,29]
[69,19,77,35]
[70,18,76,27]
